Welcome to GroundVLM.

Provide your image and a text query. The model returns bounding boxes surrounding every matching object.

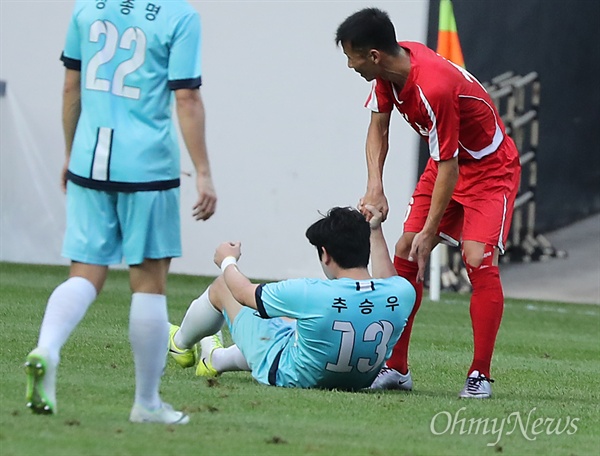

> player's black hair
[335,7,400,55]
[305,206,370,269]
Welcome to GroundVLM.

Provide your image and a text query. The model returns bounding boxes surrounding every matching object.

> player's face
[342,42,378,81]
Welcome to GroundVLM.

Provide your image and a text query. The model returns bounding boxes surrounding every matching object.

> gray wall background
[0,1,429,279]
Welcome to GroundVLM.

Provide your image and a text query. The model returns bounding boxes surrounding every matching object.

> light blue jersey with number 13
[256,276,416,389]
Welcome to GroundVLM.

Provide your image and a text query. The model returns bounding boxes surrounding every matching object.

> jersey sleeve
[364,78,394,113]
[255,279,311,319]
[60,1,84,70]
[417,84,460,161]
[168,11,202,90]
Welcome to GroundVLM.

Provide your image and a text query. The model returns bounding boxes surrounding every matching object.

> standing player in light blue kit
[168,207,416,390]
[25,0,216,424]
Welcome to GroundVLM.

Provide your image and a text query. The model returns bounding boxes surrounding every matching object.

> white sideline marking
[523,304,598,317]
[428,299,599,317]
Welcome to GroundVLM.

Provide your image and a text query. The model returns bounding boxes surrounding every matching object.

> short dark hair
[305,207,370,269]
[335,7,399,55]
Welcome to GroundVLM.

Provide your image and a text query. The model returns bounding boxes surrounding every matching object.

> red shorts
[403,144,521,252]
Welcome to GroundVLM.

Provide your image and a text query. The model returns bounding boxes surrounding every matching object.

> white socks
[34,280,172,411]
[173,288,250,374]
[174,288,224,349]
[211,345,250,373]
[35,276,97,410]
[129,293,169,410]
[37,276,98,365]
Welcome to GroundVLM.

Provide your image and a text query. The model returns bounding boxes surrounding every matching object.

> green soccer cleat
[195,331,223,378]
[168,324,198,368]
[25,349,56,415]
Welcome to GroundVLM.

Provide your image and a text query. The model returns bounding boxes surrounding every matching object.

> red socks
[386,257,423,374]
[467,265,504,378]
[386,255,503,380]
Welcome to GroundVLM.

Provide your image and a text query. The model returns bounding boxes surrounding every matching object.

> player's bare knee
[394,233,415,259]
[208,277,226,310]
[462,244,496,274]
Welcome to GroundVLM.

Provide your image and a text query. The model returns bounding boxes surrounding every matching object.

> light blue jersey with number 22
[62,0,202,190]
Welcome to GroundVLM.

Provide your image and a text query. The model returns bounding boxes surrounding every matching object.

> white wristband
[220,256,237,273]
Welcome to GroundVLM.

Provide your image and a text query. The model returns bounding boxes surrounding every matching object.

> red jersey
[365,41,520,197]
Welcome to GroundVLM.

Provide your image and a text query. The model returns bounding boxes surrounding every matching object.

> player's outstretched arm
[175,88,217,221]
[359,111,392,222]
[364,205,396,278]
[214,242,260,310]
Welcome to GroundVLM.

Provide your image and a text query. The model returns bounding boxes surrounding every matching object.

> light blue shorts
[62,182,181,266]
[224,307,295,386]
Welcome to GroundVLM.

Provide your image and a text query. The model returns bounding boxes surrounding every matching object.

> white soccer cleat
[370,366,413,391]
[129,402,189,425]
[458,370,494,399]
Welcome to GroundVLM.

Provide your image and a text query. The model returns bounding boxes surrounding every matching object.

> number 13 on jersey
[326,320,395,373]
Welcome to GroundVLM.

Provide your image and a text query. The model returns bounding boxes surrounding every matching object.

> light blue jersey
[249,276,416,390]
[62,0,202,191]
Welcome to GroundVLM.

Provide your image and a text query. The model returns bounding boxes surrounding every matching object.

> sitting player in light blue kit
[168,206,416,390]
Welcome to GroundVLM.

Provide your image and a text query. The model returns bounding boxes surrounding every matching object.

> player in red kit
[335,8,521,398]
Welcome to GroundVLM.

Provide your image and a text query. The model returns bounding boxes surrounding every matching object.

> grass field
[1,262,598,456]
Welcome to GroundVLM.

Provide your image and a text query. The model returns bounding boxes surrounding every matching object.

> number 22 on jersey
[86,20,146,100]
